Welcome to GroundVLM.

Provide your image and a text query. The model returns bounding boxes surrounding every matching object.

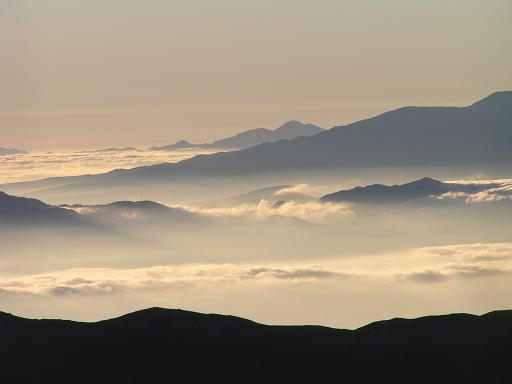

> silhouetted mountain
[0,147,27,155]
[2,92,511,200]
[0,191,80,225]
[62,200,199,222]
[321,177,450,203]
[320,176,507,204]
[135,91,512,176]
[79,146,140,153]
[151,139,197,150]
[0,307,510,383]
[151,120,325,150]
[209,184,314,206]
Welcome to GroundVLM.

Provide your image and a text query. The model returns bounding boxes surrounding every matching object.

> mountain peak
[276,120,322,133]
[277,120,302,128]
[321,177,448,204]
[411,176,442,185]
[469,90,512,109]
[273,121,325,139]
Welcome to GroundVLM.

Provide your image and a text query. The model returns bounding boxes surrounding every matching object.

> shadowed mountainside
[0,192,204,229]
[61,200,201,223]
[0,307,510,383]
[322,176,443,203]
[0,191,80,225]
[320,176,505,204]
[150,120,324,150]
[111,91,512,179]
[1,91,510,200]
[208,184,315,206]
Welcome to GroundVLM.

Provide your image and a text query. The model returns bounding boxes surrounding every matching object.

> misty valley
[1,167,512,328]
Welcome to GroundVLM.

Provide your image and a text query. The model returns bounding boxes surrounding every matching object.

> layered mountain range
[150,120,324,150]
[1,91,510,202]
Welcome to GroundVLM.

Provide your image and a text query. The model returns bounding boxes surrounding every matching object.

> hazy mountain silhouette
[2,92,511,199]
[0,147,27,155]
[0,191,203,229]
[62,200,200,222]
[131,91,512,176]
[321,177,449,203]
[150,120,325,150]
[1,307,510,383]
[78,146,140,153]
[320,176,506,204]
[209,184,314,206]
[0,191,80,225]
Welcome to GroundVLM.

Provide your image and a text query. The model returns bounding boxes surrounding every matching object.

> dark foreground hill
[0,308,510,383]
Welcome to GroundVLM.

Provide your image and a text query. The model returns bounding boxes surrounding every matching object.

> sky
[1,0,511,151]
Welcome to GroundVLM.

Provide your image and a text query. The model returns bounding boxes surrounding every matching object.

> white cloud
[0,264,345,298]
[1,242,511,298]
[436,179,512,203]
[172,200,353,223]
[0,147,220,184]
[273,183,312,197]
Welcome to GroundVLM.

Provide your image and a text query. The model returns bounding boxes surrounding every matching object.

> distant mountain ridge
[151,120,325,150]
[0,307,510,383]
[62,200,199,222]
[0,191,79,225]
[79,147,139,153]
[321,177,448,203]
[1,91,511,201]
[320,176,504,204]
[0,147,27,155]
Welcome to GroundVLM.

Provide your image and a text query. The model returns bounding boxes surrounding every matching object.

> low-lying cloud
[1,242,511,299]
[173,199,353,223]
[0,147,220,184]
[438,179,512,203]
[0,264,345,298]
[273,183,312,197]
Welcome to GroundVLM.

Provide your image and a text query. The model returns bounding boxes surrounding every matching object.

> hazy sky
[1,0,511,150]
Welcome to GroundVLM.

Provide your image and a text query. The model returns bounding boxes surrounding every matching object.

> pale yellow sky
[1,0,511,150]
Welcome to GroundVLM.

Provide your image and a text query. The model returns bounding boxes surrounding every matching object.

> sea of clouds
[0,147,220,183]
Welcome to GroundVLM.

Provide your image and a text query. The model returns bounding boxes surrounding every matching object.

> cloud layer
[172,199,353,223]
[1,242,510,299]
[438,179,512,203]
[0,147,220,184]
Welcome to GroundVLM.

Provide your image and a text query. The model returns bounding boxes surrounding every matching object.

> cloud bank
[172,199,353,223]
[0,147,220,184]
[1,242,510,299]
[438,179,512,203]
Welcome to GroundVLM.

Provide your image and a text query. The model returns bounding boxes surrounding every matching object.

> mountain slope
[321,176,449,203]
[142,91,512,176]
[62,200,200,223]
[0,191,80,225]
[82,91,512,180]
[1,92,511,200]
[320,176,507,204]
[0,308,510,383]
[151,120,324,150]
